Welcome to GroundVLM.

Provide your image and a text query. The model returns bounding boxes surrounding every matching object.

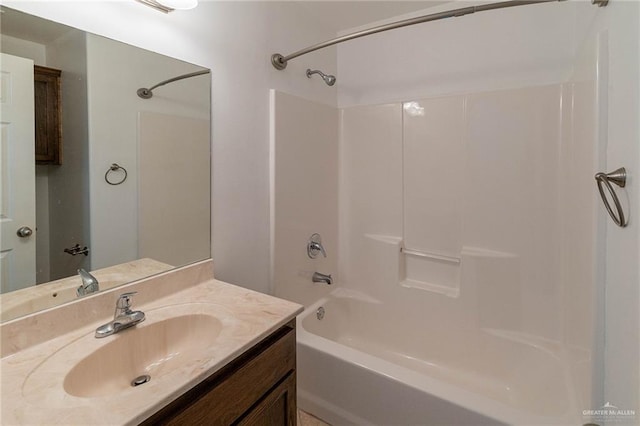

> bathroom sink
[22,304,231,405]
[63,314,222,398]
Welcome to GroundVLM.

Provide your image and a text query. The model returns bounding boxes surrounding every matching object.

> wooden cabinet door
[34,65,62,165]
[237,373,296,426]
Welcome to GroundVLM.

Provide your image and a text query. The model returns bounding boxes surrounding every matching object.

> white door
[0,53,36,293]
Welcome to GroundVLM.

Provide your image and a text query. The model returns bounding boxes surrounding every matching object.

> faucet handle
[307,233,327,259]
[116,292,137,309]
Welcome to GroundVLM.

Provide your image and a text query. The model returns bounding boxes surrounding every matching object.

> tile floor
[298,409,331,426]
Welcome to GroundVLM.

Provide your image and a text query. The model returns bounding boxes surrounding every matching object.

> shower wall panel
[464,85,563,339]
[339,104,403,292]
[402,96,464,294]
[403,97,463,258]
[341,84,564,341]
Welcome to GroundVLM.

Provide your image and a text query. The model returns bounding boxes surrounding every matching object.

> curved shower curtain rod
[271,0,608,70]
[137,69,210,99]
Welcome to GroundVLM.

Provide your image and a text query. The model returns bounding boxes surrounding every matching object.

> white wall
[598,1,640,421]
[34,166,50,283]
[0,34,46,65]
[562,1,640,420]
[4,1,338,295]
[271,91,338,306]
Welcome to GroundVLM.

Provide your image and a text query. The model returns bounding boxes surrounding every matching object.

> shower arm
[271,0,607,70]
[137,69,210,99]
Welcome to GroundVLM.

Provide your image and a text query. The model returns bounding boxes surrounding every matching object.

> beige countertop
[0,260,303,425]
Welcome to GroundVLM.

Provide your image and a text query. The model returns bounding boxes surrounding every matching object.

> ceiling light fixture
[136,0,198,13]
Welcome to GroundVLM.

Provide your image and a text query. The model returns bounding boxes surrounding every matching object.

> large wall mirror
[0,7,211,322]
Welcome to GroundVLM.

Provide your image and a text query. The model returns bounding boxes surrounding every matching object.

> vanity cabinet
[141,321,296,426]
[34,65,62,165]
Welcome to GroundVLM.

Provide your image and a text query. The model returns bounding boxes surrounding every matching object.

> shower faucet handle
[307,233,327,259]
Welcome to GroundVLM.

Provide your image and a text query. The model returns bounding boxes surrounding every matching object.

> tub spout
[312,272,332,285]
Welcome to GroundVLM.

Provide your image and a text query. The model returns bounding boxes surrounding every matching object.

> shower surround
[271,2,604,424]
[272,74,596,423]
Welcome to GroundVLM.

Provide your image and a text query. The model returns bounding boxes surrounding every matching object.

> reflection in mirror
[0,7,211,322]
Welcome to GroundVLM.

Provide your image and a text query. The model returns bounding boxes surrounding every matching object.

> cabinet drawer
[142,321,296,426]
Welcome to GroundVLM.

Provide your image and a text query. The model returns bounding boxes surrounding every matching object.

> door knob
[16,226,33,238]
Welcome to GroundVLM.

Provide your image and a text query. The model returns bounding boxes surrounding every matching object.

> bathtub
[296,289,580,425]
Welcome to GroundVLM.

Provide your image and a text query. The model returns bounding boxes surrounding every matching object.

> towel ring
[105,163,128,186]
[595,167,628,227]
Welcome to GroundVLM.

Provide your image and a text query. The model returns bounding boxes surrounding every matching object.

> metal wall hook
[595,167,628,228]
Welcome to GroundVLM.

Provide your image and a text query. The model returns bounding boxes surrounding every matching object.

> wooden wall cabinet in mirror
[34,65,62,165]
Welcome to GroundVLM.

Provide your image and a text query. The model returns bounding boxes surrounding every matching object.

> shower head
[306,69,336,86]
[324,74,337,86]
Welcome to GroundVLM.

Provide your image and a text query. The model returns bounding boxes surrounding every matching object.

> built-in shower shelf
[399,278,460,298]
[400,246,461,298]
[401,247,461,264]
[360,234,462,297]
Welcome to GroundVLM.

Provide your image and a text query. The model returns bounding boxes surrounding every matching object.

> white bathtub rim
[298,294,581,425]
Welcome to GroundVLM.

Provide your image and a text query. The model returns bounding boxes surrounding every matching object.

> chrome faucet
[312,272,332,285]
[77,268,99,296]
[95,292,145,338]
